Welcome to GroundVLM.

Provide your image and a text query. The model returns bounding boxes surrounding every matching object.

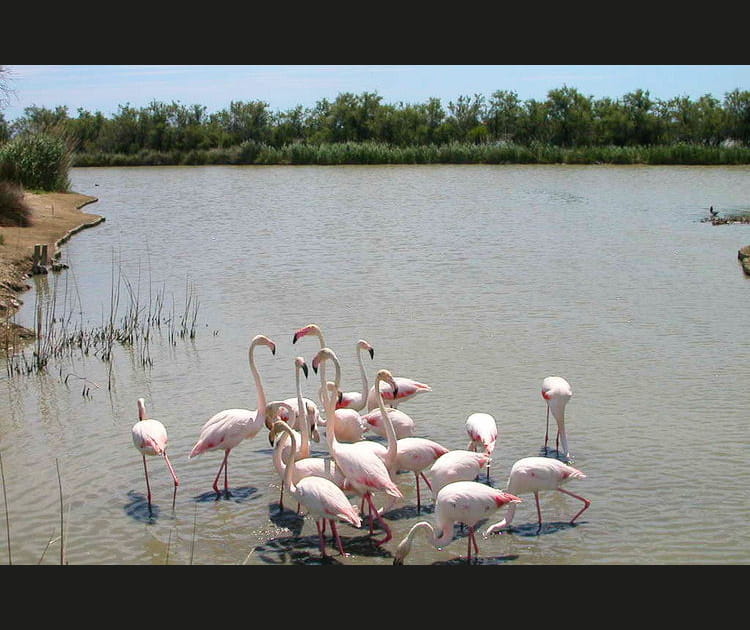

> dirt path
[0,191,104,354]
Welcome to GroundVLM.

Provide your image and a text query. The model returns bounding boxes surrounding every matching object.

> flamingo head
[357,339,375,359]
[268,418,292,445]
[252,334,276,356]
[293,323,322,344]
[137,398,147,421]
[375,369,399,399]
[311,347,336,373]
[294,356,309,378]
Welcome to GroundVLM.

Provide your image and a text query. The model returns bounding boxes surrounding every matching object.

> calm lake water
[1,163,749,565]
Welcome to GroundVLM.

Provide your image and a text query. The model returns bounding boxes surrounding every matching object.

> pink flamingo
[188,334,276,497]
[267,357,320,510]
[360,406,415,439]
[132,398,179,509]
[293,323,375,413]
[465,412,498,481]
[392,481,521,564]
[542,376,573,459]
[484,456,590,535]
[367,369,449,514]
[428,449,492,496]
[365,374,432,411]
[321,375,402,546]
[336,339,375,411]
[311,347,368,443]
[269,415,361,558]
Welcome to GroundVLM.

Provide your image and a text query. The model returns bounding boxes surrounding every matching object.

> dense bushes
[0,132,72,191]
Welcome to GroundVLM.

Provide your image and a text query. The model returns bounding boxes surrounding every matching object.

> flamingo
[360,406,415,439]
[269,416,361,558]
[293,323,375,413]
[266,356,317,463]
[132,398,179,510]
[188,334,276,497]
[542,376,573,459]
[266,357,319,510]
[267,400,348,511]
[368,368,449,514]
[311,347,368,443]
[484,456,590,535]
[337,339,375,411]
[321,376,402,545]
[392,481,521,564]
[365,374,432,411]
[428,449,492,496]
[465,412,498,481]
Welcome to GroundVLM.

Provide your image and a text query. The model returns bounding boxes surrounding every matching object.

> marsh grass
[73,141,750,166]
[3,258,203,387]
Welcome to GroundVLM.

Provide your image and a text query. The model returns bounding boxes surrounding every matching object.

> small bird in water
[710,206,719,217]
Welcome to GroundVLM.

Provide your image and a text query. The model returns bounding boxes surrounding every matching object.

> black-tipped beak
[368,348,374,359]
[302,363,309,378]
[292,333,300,344]
[337,390,343,405]
[312,363,318,374]
[392,385,399,398]
[271,346,276,356]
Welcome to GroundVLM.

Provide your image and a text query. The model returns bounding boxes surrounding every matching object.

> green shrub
[0,132,72,191]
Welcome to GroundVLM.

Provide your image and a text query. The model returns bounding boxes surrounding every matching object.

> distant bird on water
[710,206,719,217]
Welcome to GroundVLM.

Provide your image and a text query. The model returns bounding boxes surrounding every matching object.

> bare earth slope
[0,191,103,354]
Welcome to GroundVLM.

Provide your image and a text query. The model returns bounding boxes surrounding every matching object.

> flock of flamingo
[131,323,590,564]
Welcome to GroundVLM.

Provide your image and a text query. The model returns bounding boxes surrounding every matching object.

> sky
[2,65,749,123]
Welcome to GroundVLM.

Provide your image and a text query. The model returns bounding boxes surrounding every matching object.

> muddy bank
[0,191,103,354]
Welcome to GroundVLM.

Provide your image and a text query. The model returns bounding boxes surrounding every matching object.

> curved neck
[296,363,309,453]
[376,374,398,467]
[322,382,340,456]
[317,351,341,391]
[406,520,453,550]
[249,340,267,420]
[356,345,369,400]
[277,422,297,494]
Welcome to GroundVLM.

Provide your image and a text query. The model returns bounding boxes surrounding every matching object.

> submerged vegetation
[3,86,750,167]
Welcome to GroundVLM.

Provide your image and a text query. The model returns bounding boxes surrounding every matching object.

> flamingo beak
[302,363,309,378]
[292,332,300,344]
[368,348,374,359]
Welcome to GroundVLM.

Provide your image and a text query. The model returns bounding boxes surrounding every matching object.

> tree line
[1,87,749,156]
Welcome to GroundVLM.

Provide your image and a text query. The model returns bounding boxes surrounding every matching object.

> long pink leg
[544,405,550,450]
[330,520,347,556]
[163,452,179,488]
[212,450,229,495]
[315,520,327,557]
[535,491,543,528]
[367,493,392,545]
[415,472,422,512]
[142,455,152,507]
[558,487,591,523]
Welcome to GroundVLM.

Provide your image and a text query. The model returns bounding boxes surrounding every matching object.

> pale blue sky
[2,65,749,122]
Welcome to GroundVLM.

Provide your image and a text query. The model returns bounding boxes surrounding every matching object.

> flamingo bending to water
[465,412,498,481]
[392,481,521,564]
[542,376,573,459]
[269,416,361,558]
[132,398,179,509]
[428,449,491,496]
[484,456,590,535]
[188,334,275,496]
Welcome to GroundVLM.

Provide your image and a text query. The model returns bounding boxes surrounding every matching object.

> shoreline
[0,191,104,354]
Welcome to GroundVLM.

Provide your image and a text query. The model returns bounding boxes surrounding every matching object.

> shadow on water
[382,503,435,520]
[538,445,574,465]
[252,531,391,565]
[268,502,305,536]
[416,553,520,566]
[192,486,259,504]
[498,520,586,537]
[124,490,174,523]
